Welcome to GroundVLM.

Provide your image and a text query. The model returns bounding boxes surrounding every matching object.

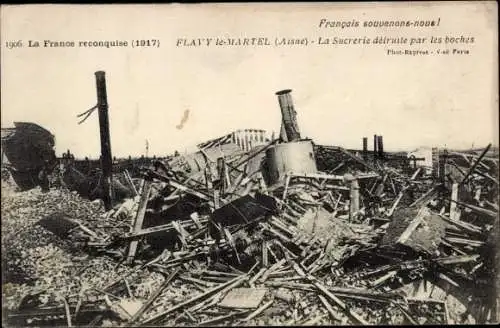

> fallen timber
[3,143,497,326]
[2,87,498,326]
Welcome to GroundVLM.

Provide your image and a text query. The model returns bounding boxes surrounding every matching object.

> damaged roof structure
[1,72,499,327]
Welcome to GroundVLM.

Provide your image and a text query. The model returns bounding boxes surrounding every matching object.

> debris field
[1,87,499,326]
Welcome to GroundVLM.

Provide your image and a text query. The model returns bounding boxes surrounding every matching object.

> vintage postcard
[1,2,498,326]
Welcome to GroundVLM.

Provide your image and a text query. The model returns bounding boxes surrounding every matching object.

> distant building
[407,146,434,175]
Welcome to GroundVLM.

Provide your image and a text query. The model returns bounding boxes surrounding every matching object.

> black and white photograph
[1,2,498,326]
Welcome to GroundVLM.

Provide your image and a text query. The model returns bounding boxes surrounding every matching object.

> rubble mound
[1,143,498,326]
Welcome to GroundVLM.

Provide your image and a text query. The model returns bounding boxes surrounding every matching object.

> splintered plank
[397,206,431,245]
[124,169,138,196]
[121,218,208,240]
[398,208,447,254]
[311,279,369,325]
[242,300,274,322]
[127,268,180,324]
[409,186,438,208]
[386,185,410,217]
[318,295,342,321]
[141,274,247,324]
[248,268,266,288]
[198,310,252,326]
[262,241,269,267]
[218,288,268,309]
[459,143,492,185]
[126,179,152,263]
[450,182,460,220]
[448,199,497,219]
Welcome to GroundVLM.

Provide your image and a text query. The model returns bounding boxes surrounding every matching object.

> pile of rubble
[2,89,498,326]
[2,138,498,326]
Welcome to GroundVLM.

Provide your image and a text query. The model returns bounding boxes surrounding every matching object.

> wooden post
[205,165,213,191]
[349,178,360,221]
[94,71,113,210]
[450,183,459,220]
[262,241,269,267]
[244,130,251,151]
[216,157,226,194]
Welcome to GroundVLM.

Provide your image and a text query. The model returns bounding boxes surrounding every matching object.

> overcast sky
[1,3,498,158]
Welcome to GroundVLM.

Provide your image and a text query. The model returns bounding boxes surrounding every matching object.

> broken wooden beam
[260,259,286,283]
[450,183,459,220]
[126,178,152,264]
[435,254,480,265]
[318,294,342,321]
[310,278,369,325]
[459,143,492,185]
[141,274,248,325]
[386,185,410,217]
[241,299,274,322]
[445,198,497,219]
[127,268,180,324]
[199,310,251,326]
[120,218,208,240]
[438,213,482,234]
[397,206,431,245]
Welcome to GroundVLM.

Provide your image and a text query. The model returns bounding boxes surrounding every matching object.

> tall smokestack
[373,134,378,159]
[377,135,384,159]
[276,89,301,142]
[279,122,288,142]
[362,137,368,159]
